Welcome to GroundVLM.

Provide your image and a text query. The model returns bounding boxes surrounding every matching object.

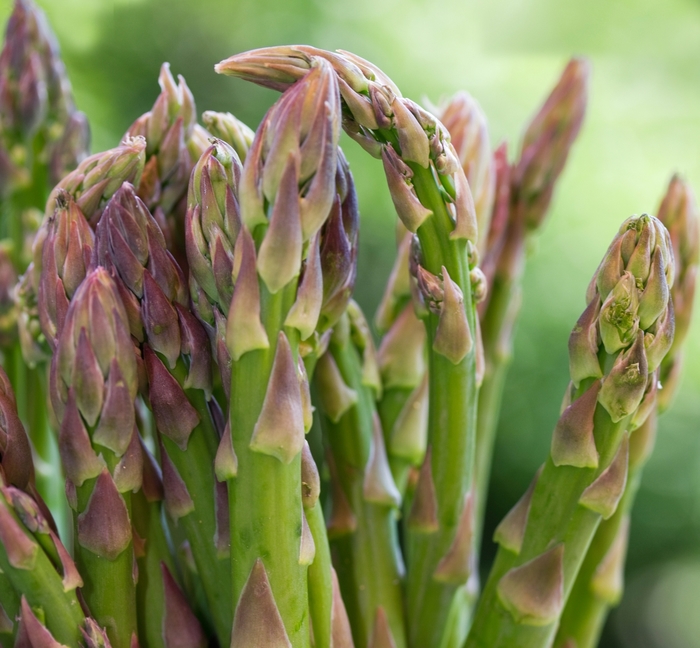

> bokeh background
[2,0,699,645]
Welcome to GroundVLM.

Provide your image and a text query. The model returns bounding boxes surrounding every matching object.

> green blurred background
[2,0,699,645]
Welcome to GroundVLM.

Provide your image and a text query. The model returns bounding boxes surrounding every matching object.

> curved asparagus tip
[512,57,590,231]
[202,110,255,162]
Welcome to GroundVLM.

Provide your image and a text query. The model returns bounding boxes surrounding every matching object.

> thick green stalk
[466,387,625,647]
[404,164,478,648]
[307,501,333,648]
[0,563,20,646]
[132,488,174,648]
[74,461,136,648]
[157,357,232,645]
[0,498,85,646]
[377,385,415,493]
[319,330,406,648]
[229,284,309,647]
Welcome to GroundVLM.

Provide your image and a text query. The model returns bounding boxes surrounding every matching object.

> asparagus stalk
[554,175,699,648]
[0,365,85,646]
[474,58,589,547]
[465,213,676,647]
[94,182,229,646]
[217,45,483,647]
[315,303,405,648]
[49,268,140,648]
[214,60,342,647]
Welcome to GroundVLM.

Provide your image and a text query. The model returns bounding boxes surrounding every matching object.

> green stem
[0,569,19,646]
[306,502,333,648]
[229,285,310,647]
[319,335,406,648]
[377,385,414,495]
[465,402,628,648]
[404,164,478,648]
[0,500,84,647]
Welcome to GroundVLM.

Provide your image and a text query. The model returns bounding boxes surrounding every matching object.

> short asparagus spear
[50,268,140,648]
[554,176,699,648]
[0,365,85,647]
[465,213,675,647]
[217,45,482,647]
[95,182,231,646]
[473,58,589,576]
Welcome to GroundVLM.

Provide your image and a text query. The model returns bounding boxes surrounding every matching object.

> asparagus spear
[215,59,343,647]
[217,45,482,647]
[315,302,405,648]
[465,213,675,647]
[554,175,699,648]
[94,182,229,646]
[201,111,255,163]
[49,268,140,648]
[473,58,589,579]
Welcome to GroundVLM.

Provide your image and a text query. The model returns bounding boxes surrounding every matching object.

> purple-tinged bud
[551,380,600,468]
[579,434,629,519]
[249,332,306,464]
[0,388,35,490]
[285,233,323,340]
[299,509,316,566]
[407,447,439,533]
[391,95,430,168]
[176,304,212,395]
[493,466,542,555]
[330,567,355,648]
[92,359,136,456]
[81,618,112,648]
[629,370,659,431]
[637,246,669,330]
[381,144,432,233]
[159,442,195,521]
[257,155,303,293]
[390,374,428,466]
[141,272,181,369]
[144,346,199,451]
[369,607,398,648]
[377,305,426,389]
[112,427,143,494]
[434,491,475,584]
[314,351,357,423]
[568,298,603,387]
[497,544,565,626]
[58,390,104,487]
[301,442,320,509]
[215,421,237,482]
[202,111,254,163]
[363,413,401,507]
[0,497,38,569]
[226,228,269,360]
[591,515,629,605]
[161,563,207,648]
[598,331,648,422]
[230,559,292,648]
[432,266,473,364]
[16,596,67,648]
[643,301,675,373]
[76,469,131,560]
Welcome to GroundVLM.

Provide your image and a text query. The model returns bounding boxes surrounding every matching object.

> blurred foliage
[1,0,699,645]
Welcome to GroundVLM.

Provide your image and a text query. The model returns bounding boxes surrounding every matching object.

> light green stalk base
[229,285,309,648]
[307,502,333,648]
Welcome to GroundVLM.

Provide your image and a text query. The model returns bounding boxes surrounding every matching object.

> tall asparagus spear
[465,213,675,647]
[554,175,699,648]
[49,268,140,648]
[217,45,482,648]
[94,182,228,646]
[473,58,589,573]
[215,59,342,647]
[315,300,405,648]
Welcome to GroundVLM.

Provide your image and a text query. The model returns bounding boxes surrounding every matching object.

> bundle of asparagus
[0,2,696,647]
